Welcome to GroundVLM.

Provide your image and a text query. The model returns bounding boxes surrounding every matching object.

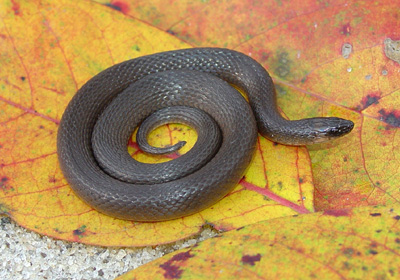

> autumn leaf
[96,0,400,210]
[0,0,399,249]
[118,205,400,280]
[0,0,313,247]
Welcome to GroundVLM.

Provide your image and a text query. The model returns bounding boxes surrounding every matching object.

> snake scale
[57,48,354,221]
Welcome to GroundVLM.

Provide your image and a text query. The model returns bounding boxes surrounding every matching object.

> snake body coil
[57,48,354,221]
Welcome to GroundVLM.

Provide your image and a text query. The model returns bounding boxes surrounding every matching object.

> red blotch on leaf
[107,1,130,14]
[11,0,20,15]
[323,208,352,217]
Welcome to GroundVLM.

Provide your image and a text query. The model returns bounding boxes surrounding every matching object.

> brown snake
[57,48,354,221]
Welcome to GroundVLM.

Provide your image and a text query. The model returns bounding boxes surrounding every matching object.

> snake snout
[324,118,354,137]
[310,117,354,143]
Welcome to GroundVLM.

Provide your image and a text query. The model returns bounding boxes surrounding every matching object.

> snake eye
[324,119,354,137]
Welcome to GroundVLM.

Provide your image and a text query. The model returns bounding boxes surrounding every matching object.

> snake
[57,48,354,221]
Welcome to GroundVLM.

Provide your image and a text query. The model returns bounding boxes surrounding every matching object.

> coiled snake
[57,48,354,221]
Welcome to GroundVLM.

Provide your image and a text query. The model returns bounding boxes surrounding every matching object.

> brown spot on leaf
[73,225,87,237]
[241,253,261,266]
[394,215,400,220]
[378,109,400,127]
[170,251,194,262]
[159,251,194,279]
[370,213,382,217]
[342,261,351,270]
[53,228,64,234]
[341,23,351,35]
[167,29,177,36]
[0,177,14,192]
[1,177,8,184]
[159,262,182,279]
[360,94,380,110]
[342,247,361,258]
[368,249,378,255]
[323,208,352,217]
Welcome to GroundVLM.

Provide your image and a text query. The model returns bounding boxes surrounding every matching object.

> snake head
[304,117,354,144]
[263,117,354,146]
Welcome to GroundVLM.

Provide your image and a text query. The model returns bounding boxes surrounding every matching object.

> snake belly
[57,48,352,221]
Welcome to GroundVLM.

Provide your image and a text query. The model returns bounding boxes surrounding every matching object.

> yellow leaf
[0,0,316,246]
[118,205,400,280]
